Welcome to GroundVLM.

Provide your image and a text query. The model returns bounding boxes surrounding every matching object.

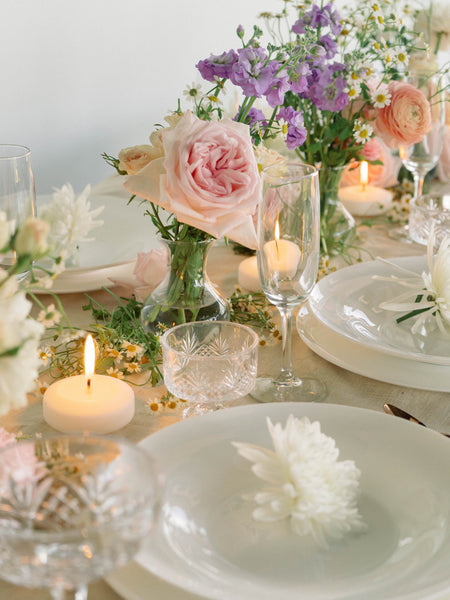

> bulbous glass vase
[141,238,230,335]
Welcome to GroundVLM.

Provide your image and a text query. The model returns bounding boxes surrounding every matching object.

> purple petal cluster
[277,106,307,149]
[307,68,348,112]
[196,50,238,82]
[292,3,342,36]
[235,106,268,127]
[230,47,279,97]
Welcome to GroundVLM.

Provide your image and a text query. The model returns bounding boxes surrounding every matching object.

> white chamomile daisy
[353,120,373,144]
[182,82,202,103]
[371,83,391,108]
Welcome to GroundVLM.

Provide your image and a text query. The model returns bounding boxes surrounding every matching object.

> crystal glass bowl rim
[160,320,259,360]
[0,144,31,159]
[0,434,158,542]
[410,194,450,215]
[262,161,317,184]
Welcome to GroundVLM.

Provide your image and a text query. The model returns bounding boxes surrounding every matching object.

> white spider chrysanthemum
[377,234,450,334]
[233,415,365,548]
[39,184,104,264]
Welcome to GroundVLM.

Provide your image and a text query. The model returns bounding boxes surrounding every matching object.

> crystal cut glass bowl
[161,321,259,416]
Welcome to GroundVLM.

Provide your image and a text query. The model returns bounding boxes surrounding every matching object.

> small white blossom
[353,120,373,144]
[39,184,104,265]
[121,340,144,359]
[37,304,61,328]
[233,415,365,548]
[371,83,391,108]
[106,367,124,379]
[183,82,202,103]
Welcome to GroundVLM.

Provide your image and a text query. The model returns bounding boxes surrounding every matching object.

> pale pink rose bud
[362,138,382,162]
[133,247,167,286]
[375,81,432,149]
[14,217,49,257]
[118,145,158,175]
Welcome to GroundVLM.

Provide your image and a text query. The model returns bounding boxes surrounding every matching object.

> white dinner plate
[35,191,161,293]
[296,303,450,391]
[308,256,450,366]
[108,403,450,600]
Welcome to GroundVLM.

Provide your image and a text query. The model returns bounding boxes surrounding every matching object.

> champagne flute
[250,162,327,403]
[0,144,36,277]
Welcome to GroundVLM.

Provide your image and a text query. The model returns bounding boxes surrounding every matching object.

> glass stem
[413,172,425,200]
[276,306,295,384]
[50,585,88,600]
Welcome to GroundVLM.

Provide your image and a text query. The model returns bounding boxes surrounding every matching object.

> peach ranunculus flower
[374,81,432,150]
[340,137,401,189]
[124,111,261,248]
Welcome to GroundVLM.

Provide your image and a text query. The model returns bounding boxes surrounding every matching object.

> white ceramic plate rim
[111,403,450,600]
[309,256,450,366]
[297,303,450,392]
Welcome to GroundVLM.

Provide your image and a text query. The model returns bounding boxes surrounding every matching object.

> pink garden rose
[124,111,261,248]
[375,81,432,149]
[133,248,167,285]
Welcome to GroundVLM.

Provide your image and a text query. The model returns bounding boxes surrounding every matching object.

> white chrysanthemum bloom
[39,184,104,264]
[233,415,365,548]
[377,234,450,334]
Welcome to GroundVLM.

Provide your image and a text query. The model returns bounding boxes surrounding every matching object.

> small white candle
[263,222,301,278]
[43,335,135,434]
[339,161,393,217]
[238,256,261,292]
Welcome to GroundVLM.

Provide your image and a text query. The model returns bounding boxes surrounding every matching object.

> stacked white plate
[296,256,450,391]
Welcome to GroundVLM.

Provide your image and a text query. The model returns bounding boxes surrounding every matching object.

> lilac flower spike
[196,50,238,82]
[230,47,278,97]
[277,106,307,149]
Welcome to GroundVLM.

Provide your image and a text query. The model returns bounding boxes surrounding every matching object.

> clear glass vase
[141,238,230,335]
[319,164,356,256]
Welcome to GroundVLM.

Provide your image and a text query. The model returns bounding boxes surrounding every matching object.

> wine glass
[161,320,259,418]
[0,144,36,278]
[250,162,327,403]
[0,435,160,600]
[391,72,446,241]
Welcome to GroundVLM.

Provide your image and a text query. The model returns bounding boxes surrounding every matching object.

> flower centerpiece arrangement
[105,0,443,333]
[193,0,439,256]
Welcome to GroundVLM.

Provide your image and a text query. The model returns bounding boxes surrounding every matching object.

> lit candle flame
[360,161,368,192]
[274,219,280,258]
[399,145,407,161]
[84,334,95,391]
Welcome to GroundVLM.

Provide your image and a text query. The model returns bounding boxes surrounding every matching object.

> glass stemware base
[250,375,327,403]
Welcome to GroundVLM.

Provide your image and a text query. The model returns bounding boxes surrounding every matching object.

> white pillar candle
[238,256,261,292]
[339,161,393,216]
[263,239,301,278]
[43,335,135,434]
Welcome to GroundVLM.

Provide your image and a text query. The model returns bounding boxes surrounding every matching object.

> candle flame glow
[84,334,95,389]
[274,219,280,258]
[399,145,407,161]
[360,161,369,188]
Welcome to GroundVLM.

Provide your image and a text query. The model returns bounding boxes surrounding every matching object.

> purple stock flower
[292,2,342,36]
[289,62,310,94]
[230,47,278,97]
[320,34,338,59]
[277,106,307,149]
[196,50,238,82]
[235,106,268,126]
[265,70,290,107]
[309,70,348,112]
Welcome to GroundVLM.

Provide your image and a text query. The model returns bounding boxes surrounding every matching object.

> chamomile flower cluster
[233,415,365,548]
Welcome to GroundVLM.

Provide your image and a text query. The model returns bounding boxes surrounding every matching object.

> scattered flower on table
[233,415,365,548]
[39,183,104,267]
[376,233,450,335]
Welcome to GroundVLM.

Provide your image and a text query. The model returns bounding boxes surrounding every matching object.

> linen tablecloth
[1,220,450,600]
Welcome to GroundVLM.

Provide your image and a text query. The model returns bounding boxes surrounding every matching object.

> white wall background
[1,0,279,194]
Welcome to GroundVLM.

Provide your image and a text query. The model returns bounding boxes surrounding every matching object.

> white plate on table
[309,256,450,366]
[107,402,450,600]
[35,192,161,293]
[297,303,450,391]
